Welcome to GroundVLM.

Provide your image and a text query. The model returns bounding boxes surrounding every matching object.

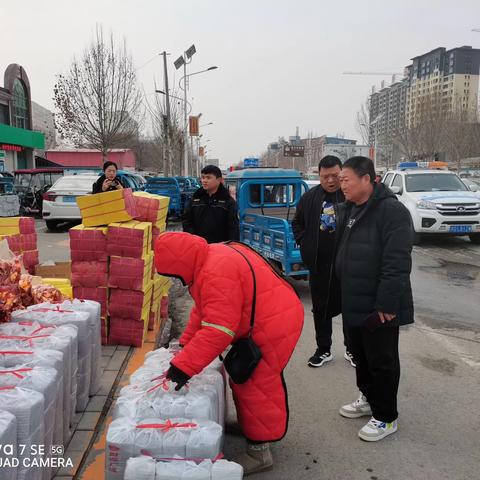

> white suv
[382,168,480,244]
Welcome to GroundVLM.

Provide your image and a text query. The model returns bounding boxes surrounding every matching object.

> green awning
[0,123,45,149]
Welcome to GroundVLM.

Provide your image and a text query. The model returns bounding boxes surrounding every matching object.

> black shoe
[308,349,333,367]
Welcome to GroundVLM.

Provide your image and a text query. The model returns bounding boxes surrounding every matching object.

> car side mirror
[469,185,478,192]
[391,186,402,195]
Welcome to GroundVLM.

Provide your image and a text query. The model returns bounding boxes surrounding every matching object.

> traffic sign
[283,145,305,157]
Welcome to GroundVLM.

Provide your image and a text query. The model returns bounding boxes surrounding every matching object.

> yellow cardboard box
[77,188,137,227]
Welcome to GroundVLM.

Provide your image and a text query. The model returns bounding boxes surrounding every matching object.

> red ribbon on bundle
[135,419,198,432]
[0,351,34,355]
[0,367,33,379]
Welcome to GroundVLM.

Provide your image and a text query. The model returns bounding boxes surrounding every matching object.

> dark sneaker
[344,350,356,367]
[308,350,333,367]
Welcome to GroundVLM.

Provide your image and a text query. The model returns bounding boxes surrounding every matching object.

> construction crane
[343,71,404,83]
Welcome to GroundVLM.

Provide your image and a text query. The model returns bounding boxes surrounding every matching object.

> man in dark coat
[336,156,414,442]
[182,165,239,243]
[292,156,353,368]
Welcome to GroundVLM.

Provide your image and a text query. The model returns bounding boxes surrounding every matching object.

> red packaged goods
[0,258,22,286]
[73,287,108,317]
[18,274,34,307]
[108,283,152,321]
[31,285,63,304]
[0,286,24,322]
[19,217,35,234]
[108,253,153,292]
[108,316,147,347]
[106,221,151,259]
[71,261,108,287]
[69,225,108,262]
[133,192,169,223]
[22,250,39,275]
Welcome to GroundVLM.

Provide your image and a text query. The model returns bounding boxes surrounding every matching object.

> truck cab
[226,168,309,277]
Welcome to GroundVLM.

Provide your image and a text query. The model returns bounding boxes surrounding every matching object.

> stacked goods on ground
[70,189,171,347]
[105,343,243,480]
[0,299,103,480]
[0,217,39,274]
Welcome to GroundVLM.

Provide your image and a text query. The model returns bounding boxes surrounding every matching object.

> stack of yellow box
[77,188,138,227]
[148,274,171,330]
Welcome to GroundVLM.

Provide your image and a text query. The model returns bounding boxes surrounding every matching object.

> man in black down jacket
[183,165,239,243]
[292,156,354,368]
[336,156,414,442]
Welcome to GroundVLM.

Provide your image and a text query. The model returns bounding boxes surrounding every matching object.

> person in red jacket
[154,232,304,476]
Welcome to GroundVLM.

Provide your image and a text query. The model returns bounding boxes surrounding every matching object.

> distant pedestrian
[292,156,354,368]
[182,165,239,243]
[336,156,414,442]
[92,161,124,193]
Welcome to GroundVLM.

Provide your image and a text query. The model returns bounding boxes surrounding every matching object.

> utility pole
[183,59,189,177]
[161,52,172,176]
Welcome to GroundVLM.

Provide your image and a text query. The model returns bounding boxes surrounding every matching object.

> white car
[42,175,96,230]
[382,167,480,244]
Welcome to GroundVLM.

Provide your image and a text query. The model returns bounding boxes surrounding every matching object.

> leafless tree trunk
[146,88,184,176]
[356,96,372,146]
[54,25,143,160]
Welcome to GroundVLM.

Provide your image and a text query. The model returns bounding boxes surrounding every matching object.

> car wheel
[469,234,480,244]
[45,220,59,231]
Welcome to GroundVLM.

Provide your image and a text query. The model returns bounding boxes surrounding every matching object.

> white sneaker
[344,351,356,367]
[358,417,398,442]
[339,394,372,418]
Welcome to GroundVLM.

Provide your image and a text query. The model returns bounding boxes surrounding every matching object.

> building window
[13,79,29,129]
[0,103,9,125]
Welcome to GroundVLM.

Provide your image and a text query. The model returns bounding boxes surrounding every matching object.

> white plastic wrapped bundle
[124,455,156,480]
[0,347,66,445]
[122,456,243,480]
[0,410,17,480]
[124,367,224,426]
[211,459,244,479]
[58,299,102,396]
[12,303,92,411]
[144,348,223,374]
[0,365,60,471]
[106,418,222,480]
[0,324,78,433]
[185,421,222,459]
[0,386,45,480]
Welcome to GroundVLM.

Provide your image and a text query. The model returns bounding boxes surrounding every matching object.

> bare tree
[54,25,143,159]
[356,96,372,146]
[146,88,185,176]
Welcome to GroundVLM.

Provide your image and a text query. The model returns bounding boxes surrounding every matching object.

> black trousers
[347,325,400,423]
[309,271,348,351]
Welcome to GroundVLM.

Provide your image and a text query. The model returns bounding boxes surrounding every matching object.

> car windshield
[52,176,95,191]
[405,173,468,192]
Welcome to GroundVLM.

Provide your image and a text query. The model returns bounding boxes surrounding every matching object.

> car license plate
[450,225,472,233]
[62,196,77,203]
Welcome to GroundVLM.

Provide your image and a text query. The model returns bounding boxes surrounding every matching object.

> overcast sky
[1,0,480,168]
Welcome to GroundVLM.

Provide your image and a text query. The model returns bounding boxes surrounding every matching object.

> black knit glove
[166,364,191,391]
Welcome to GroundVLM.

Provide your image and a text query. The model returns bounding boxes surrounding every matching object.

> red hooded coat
[154,232,304,442]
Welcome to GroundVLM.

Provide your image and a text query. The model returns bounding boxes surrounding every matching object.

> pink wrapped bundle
[106,222,151,259]
[71,261,108,287]
[69,226,107,262]
[133,194,169,223]
[73,287,108,317]
[22,250,39,275]
[19,217,35,234]
[109,286,151,321]
[108,316,147,347]
[108,253,153,292]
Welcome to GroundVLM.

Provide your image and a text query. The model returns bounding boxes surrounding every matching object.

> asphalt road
[35,219,480,479]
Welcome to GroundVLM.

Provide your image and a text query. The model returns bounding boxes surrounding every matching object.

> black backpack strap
[224,242,257,335]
